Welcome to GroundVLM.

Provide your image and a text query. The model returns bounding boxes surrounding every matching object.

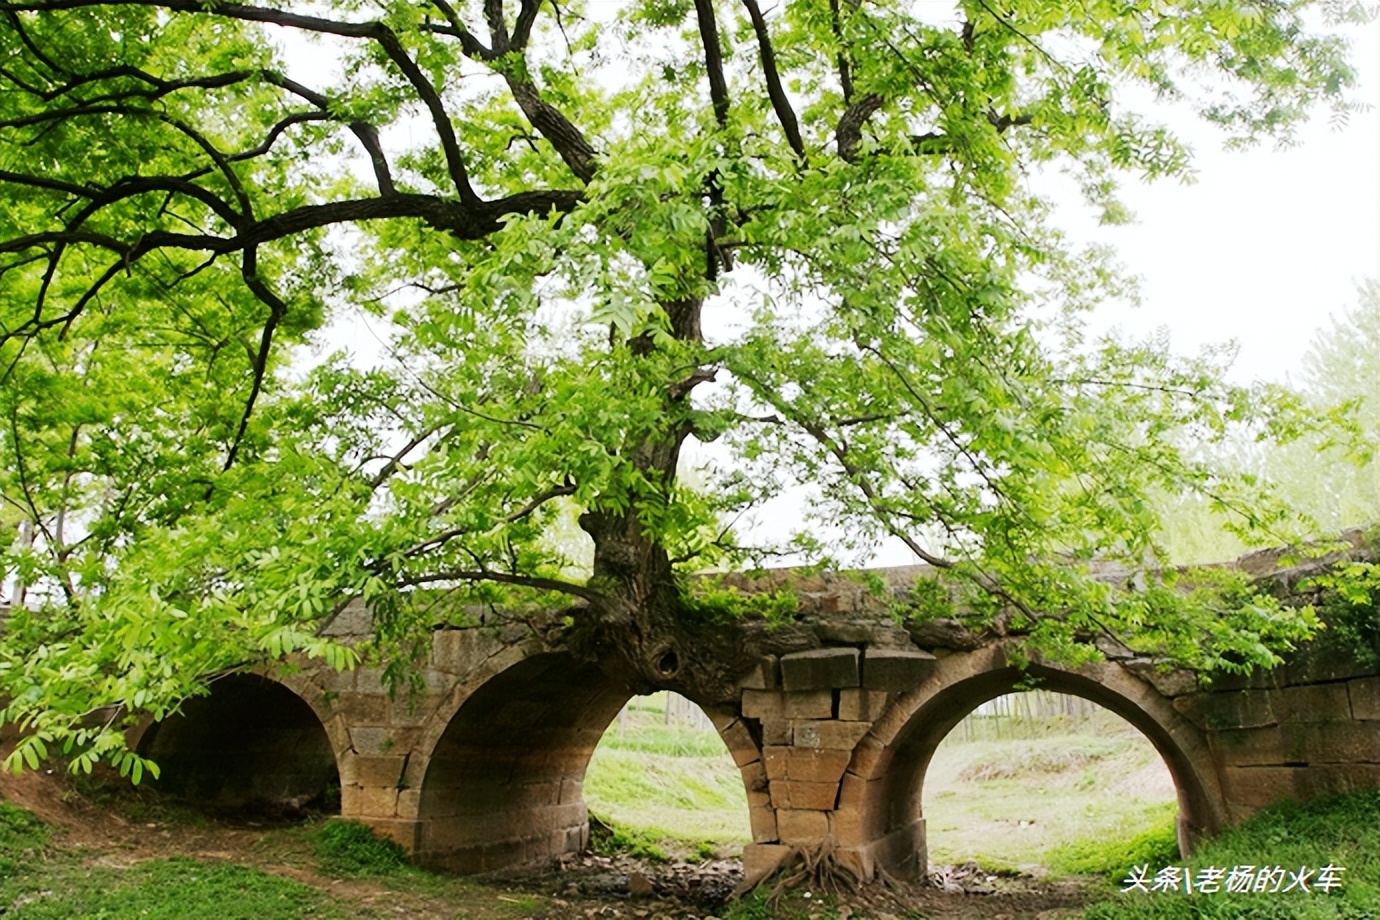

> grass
[0,800,50,876]
[584,696,752,854]
[588,813,671,862]
[310,818,410,877]
[1081,790,1380,919]
[922,725,1180,874]
[0,803,346,920]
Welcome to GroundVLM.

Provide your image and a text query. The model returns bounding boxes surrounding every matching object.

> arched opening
[841,653,1223,881]
[584,691,752,857]
[136,674,339,813]
[923,690,1178,874]
[415,653,632,872]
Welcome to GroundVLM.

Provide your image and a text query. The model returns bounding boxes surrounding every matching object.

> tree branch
[223,246,285,472]
[694,0,730,130]
[397,568,604,604]
[505,77,599,183]
[740,0,806,163]
[262,71,397,196]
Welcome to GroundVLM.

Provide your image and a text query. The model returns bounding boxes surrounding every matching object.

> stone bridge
[129,542,1380,885]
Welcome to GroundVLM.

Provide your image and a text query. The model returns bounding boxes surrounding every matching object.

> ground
[0,752,1102,920]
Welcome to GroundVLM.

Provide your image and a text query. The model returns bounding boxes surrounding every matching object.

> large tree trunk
[565,294,757,700]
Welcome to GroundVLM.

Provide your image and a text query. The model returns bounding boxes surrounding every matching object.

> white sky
[1064,19,1379,387]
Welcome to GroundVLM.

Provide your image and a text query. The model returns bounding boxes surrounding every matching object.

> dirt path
[1,757,1095,919]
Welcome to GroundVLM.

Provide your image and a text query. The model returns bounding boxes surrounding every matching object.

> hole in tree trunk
[656,649,680,678]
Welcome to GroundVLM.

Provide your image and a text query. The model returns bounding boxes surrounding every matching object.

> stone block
[741,844,793,888]
[783,690,835,719]
[388,699,433,728]
[1349,676,1380,721]
[846,737,888,777]
[793,720,871,751]
[1174,690,1276,730]
[1285,645,1379,685]
[747,792,778,842]
[353,668,389,695]
[828,797,867,843]
[833,845,873,883]
[763,746,789,780]
[777,809,830,844]
[742,689,784,720]
[320,668,357,693]
[395,788,421,819]
[353,755,407,788]
[1270,684,1352,723]
[520,780,560,807]
[333,693,390,723]
[814,622,911,647]
[868,819,926,880]
[736,656,780,690]
[783,748,852,784]
[741,759,769,793]
[320,599,373,637]
[1293,763,1380,800]
[1208,726,1285,767]
[1223,765,1300,810]
[762,718,792,746]
[348,726,396,755]
[363,818,420,852]
[1284,721,1380,764]
[1124,660,1200,697]
[419,669,449,694]
[717,718,763,767]
[861,648,937,692]
[430,629,480,672]
[770,780,838,811]
[354,784,400,817]
[838,688,890,722]
[780,649,861,691]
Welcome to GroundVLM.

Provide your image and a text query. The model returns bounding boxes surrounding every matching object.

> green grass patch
[0,855,344,919]
[1082,790,1380,919]
[956,735,1135,782]
[310,818,410,877]
[588,814,669,862]
[0,801,51,875]
[1046,807,1181,878]
[597,723,731,757]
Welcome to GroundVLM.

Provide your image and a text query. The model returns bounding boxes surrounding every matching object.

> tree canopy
[0,0,1371,775]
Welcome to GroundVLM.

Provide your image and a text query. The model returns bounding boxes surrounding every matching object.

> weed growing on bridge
[1308,561,1380,671]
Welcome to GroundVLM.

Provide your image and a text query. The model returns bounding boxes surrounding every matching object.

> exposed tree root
[732,836,877,903]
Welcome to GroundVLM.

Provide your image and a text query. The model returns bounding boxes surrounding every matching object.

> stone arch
[838,645,1225,880]
[414,652,634,872]
[412,651,767,873]
[134,672,342,811]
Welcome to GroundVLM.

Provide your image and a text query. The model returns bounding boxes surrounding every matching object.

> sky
[1059,18,1379,387]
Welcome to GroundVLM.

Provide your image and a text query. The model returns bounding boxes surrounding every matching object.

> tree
[1158,281,1380,564]
[0,0,1369,774]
